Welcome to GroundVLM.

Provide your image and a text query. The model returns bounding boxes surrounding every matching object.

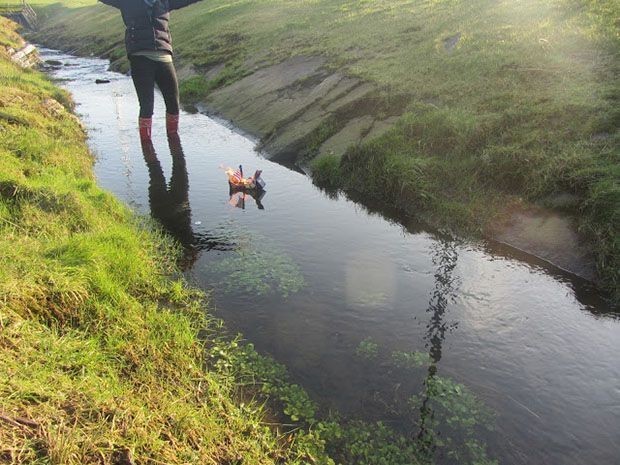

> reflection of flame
[229,191,246,208]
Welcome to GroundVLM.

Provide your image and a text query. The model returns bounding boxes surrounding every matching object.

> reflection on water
[141,135,195,266]
[141,134,235,267]
[418,237,460,454]
[424,236,461,369]
[228,186,266,210]
[43,47,620,465]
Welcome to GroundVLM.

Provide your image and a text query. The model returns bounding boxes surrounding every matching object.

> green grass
[0,13,23,49]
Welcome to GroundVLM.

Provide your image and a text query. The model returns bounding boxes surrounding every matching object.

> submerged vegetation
[207,228,305,298]
[354,339,497,465]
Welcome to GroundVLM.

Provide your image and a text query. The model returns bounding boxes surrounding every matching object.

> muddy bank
[489,206,597,281]
[194,55,401,164]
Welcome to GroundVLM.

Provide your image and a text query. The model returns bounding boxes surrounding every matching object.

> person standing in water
[99,0,204,141]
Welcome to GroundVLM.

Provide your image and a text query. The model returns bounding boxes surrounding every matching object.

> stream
[41,48,620,465]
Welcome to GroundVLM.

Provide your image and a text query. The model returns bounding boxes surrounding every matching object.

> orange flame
[222,165,258,188]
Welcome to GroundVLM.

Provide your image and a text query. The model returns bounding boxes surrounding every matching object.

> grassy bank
[0,17,337,464]
[29,0,619,297]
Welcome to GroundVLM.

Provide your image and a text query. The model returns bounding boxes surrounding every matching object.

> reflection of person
[98,0,203,140]
[141,135,197,267]
[140,136,237,266]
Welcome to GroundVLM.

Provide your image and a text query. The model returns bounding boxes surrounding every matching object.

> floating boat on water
[224,165,265,191]
[223,165,266,210]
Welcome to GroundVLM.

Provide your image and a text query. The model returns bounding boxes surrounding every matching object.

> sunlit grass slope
[0,17,337,464]
[31,0,618,293]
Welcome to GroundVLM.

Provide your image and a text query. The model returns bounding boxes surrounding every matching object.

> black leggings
[129,55,180,118]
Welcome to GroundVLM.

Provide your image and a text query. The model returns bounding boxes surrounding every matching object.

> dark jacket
[99,0,202,56]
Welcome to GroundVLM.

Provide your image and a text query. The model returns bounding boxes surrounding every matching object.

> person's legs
[154,61,180,135]
[130,55,156,140]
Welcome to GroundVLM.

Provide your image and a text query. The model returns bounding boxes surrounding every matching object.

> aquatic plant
[205,338,318,423]
[208,229,305,298]
[354,341,497,465]
[356,337,379,360]
[319,419,427,465]
[411,374,496,464]
[391,350,432,369]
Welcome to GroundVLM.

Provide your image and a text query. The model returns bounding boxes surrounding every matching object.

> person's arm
[98,0,121,9]
[169,0,203,11]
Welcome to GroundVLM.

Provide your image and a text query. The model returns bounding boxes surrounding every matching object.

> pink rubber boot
[139,117,152,141]
[166,113,179,136]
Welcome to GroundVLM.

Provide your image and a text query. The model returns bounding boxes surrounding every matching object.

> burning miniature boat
[224,165,265,191]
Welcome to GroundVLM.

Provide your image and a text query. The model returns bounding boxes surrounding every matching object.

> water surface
[42,48,620,465]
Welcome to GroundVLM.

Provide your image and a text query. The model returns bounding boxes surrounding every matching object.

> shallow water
[42,48,620,465]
